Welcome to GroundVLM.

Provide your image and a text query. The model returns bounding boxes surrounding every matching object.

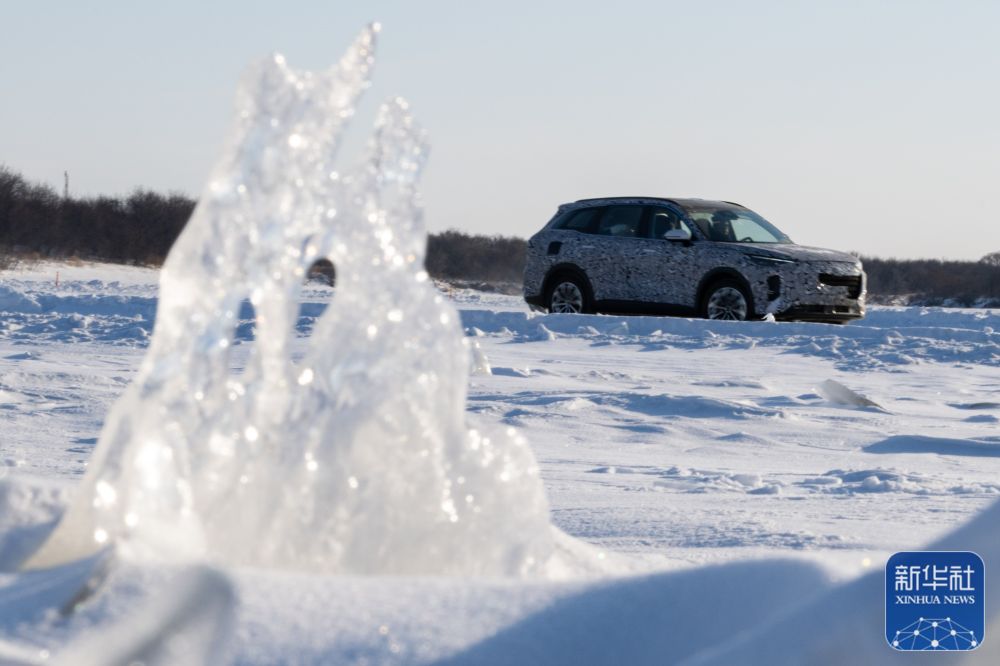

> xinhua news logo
[885,551,985,651]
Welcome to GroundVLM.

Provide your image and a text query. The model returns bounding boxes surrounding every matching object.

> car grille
[818,273,862,299]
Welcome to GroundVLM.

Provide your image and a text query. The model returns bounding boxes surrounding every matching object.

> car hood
[739,244,861,266]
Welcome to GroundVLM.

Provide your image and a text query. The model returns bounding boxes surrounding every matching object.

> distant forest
[2,166,999,305]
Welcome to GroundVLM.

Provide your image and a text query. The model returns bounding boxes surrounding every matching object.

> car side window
[687,213,723,240]
[647,207,693,239]
[595,205,643,238]
[554,207,601,233]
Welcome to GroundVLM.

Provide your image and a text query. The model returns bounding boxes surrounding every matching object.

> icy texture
[26,26,554,575]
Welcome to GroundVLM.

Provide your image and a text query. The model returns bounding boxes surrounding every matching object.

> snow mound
[25,26,556,576]
[433,559,835,666]
[54,565,235,666]
[0,479,68,571]
[686,499,1000,665]
[865,435,1000,458]
[0,285,41,313]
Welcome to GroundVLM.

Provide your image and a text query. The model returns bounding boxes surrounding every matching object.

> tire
[546,275,591,314]
[701,279,753,321]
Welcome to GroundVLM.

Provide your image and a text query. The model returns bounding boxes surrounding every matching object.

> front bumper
[774,303,865,323]
[762,263,866,323]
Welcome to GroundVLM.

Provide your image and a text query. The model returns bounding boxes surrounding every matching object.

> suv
[523,197,865,323]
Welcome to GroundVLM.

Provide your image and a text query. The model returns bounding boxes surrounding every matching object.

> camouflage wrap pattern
[523,198,866,320]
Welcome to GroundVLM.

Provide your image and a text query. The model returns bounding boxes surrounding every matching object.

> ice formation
[817,379,885,411]
[26,25,554,575]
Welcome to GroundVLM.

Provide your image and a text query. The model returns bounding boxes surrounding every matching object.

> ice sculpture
[26,25,554,575]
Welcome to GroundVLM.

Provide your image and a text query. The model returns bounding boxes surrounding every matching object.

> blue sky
[2,1,998,259]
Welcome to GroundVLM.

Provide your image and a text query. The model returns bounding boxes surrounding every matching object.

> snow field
[0,262,998,663]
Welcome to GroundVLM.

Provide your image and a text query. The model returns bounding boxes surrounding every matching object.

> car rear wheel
[547,277,589,314]
[703,280,751,321]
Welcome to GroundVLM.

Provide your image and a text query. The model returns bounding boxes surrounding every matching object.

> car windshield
[683,205,791,244]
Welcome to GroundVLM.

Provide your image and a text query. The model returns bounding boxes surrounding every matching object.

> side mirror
[663,228,692,242]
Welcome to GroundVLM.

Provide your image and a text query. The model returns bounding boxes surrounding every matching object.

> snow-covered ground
[1,260,999,663]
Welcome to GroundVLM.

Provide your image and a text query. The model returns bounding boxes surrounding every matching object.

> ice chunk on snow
[25,26,554,576]
[534,323,557,341]
[607,321,629,335]
[816,379,886,411]
[469,339,492,376]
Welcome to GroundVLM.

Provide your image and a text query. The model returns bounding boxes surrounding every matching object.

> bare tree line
[2,166,998,305]
[0,166,193,265]
[860,256,1000,306]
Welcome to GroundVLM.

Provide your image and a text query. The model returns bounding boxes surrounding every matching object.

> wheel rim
[550,281,584,313]
[706,287,748,321]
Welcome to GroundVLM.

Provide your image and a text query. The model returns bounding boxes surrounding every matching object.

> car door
[632,205,702,309]
[585,204,648,302]
[544,205,604,286]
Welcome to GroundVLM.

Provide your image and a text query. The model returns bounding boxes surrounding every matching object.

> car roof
[562,197,746,211]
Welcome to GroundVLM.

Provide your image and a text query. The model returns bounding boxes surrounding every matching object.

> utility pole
[63,171,69,199]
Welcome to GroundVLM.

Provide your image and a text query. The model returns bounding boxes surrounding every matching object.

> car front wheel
[702,280,751,321]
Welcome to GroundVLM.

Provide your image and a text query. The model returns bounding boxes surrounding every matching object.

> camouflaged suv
[523,197,866,323]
